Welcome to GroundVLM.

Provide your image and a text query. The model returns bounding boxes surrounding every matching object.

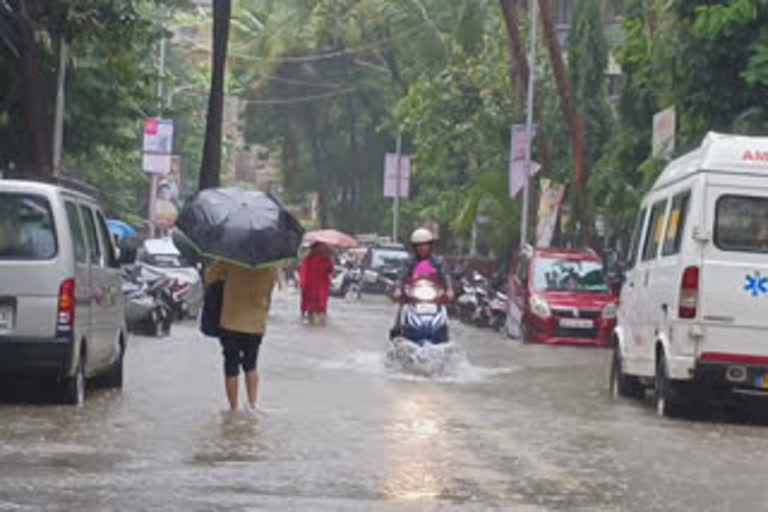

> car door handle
[661,303,668,315]
[627,281,634,288]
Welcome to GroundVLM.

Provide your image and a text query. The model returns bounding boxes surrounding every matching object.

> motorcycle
[487,290,508,332]
[386,277,459,376]
[122,266,173,337]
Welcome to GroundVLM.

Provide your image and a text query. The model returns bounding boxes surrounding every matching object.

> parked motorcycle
[121,266,173,337]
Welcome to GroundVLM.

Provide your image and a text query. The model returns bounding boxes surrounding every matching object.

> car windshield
[144,253,186,268]
[533,257,609,293]
[371,249,409,269]
[0,193,57,260]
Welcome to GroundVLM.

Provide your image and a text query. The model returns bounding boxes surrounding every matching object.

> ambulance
[611,132,768,417]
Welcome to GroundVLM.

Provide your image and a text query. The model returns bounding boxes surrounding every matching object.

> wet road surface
[2,290,768,511]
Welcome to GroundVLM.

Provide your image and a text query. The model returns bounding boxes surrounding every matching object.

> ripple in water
[321,343,516,383]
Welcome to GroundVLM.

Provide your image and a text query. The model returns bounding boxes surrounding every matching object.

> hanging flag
[509,124,541,198]
[536,179,566,247]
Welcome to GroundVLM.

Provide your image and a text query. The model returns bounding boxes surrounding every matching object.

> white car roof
[142,237,180,255]
[652,132,768,191]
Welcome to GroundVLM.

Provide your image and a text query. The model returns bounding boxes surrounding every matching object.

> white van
[0,180,129,404]
[611,132,768,417]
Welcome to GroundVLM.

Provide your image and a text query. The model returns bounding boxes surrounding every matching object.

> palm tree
[198,0,232,190]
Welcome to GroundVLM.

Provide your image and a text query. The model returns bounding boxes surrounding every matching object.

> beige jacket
[204,261,278,335]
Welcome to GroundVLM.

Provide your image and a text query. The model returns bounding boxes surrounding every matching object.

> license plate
[415,303,438,315]
[0,305,13,330]
[559,318,593,329]
[755,375,768,390]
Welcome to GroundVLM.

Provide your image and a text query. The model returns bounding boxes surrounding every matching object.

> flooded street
[2,291,768,511]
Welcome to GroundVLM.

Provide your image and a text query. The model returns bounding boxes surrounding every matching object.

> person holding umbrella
[299,230,358,325]
[174,187,304,411]
[299,242,334,325]
[205,261,277,411]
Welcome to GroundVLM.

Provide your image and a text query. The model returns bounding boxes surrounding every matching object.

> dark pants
[219,330,263,378]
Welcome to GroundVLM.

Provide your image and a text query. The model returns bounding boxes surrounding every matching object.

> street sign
[142,118,174,174]
[383,152,410,198]
[509,124,540,198]
[652,106,676,159]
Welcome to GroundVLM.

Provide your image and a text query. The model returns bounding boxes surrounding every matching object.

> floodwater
[2,291,768,511]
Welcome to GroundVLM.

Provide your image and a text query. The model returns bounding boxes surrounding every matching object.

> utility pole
[521,0,538,247]
[393,133,402,243]
[52,38,67,176]
[148,36,167,238]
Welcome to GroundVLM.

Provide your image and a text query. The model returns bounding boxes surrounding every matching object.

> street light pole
[521,0,538,247]
[52,38,67,176]
[393,133,402,243]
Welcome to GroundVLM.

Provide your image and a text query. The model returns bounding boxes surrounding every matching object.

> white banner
[509,124,540,198]
[383,153,411,198]
[536,179,565,248]
[652,106,676,159]
[142,118,174,174]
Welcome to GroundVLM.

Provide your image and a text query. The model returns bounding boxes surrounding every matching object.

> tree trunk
[13,0,52,178]
[198,0,231,190]
[537,0,588,238]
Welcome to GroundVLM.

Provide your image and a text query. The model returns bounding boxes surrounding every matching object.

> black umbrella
[174,187,304,268]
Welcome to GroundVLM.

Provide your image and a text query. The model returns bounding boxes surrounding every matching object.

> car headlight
[529,295,551,318]
[602,302,618,319]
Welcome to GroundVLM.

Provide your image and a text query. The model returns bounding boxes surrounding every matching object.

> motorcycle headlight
[412,285,438,302]
[602,302,618,319]
[529,295,551,318]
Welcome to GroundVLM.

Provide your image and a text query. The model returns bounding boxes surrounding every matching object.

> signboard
[151,155,182,230]
[652,106,676,159]
[142,118,174,174]
[143,118,174,153]
[509,124,541,198]
[383,153,411,198]
[536,179,566,248]
[142,153,172,175]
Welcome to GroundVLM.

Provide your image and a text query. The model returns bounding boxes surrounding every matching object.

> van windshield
[533,258,609,293]
[715,195,768,253]
[0,193,57,260]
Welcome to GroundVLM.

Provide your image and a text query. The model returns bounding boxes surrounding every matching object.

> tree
[198,0,231,190]
[538,0,587,237]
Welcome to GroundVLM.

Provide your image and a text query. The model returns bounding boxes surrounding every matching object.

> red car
[507,246,618,347]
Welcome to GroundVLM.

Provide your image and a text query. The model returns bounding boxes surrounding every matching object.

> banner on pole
[652,106,676,159]
[142,118,174,174]
[151,155,182,230]
[383,153,411,198]
[536,178,565,248]
[509,124,540,198]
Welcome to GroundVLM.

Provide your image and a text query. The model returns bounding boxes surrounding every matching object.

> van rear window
[0,193,57,260]
[715,195,768,253]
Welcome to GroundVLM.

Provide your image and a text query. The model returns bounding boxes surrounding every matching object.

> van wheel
[61,356,86,405]
[610,347,644,399]
[99,343,124,389]
[655,352,688,418]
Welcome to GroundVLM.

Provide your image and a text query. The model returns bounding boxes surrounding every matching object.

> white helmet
[410,227,436,245]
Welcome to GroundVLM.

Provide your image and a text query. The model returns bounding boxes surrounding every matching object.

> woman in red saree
[299,243,334,324]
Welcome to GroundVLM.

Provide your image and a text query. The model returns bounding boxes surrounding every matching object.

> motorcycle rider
[390,228,454,339]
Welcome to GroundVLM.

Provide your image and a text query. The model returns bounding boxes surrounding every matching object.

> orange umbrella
[304,229,358,249]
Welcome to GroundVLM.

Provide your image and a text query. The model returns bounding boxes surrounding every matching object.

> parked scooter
[122,266,173,337]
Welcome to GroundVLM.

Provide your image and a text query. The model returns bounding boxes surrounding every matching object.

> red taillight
[679,266,699,319]
[58,278,75,331]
